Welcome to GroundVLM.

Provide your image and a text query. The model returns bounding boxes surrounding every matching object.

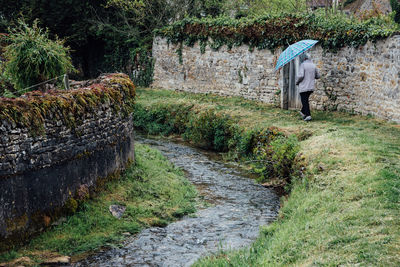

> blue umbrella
[275,40,318,71]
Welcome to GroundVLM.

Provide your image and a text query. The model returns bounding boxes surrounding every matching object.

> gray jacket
[296,59,320,93]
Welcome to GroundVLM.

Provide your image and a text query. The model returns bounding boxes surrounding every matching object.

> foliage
[252,135,300,182]
[184,109,237,151]
[0,73,135,135]
[133,103,192,135]
[92,0,230,76]
[0,0,165,78]
[0,0,108,78]
[131,47,155,87]
[155,11,399,55]
[343,0,357,6]
[224,0,307,16]
[391,0,400,24]
[134,100,299,183]
[106,0,228,18]
[0,144,196,261]
[106,0,145,11]
[0,0,394,79]
[3,19,74,91]
[0,62,15,97]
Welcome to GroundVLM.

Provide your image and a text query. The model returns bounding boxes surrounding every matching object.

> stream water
[75,137,280,267]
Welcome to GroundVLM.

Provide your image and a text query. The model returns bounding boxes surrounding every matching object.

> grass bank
[0,144,197,265]
[136,88,400,266]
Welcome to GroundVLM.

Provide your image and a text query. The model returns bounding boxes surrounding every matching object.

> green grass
[0,144,197,265]
[137,88,400,266]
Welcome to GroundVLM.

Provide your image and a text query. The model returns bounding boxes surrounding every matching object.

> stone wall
[152,37,282,105]
[0,74,135,248]
[308,35,400,122]
[152,35,400,123]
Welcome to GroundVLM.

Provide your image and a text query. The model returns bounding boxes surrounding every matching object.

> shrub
[184,109,237,151]
[3,19,75,92]
[230,126,283,157]
[133,103,192,135]
[252,135,300,183]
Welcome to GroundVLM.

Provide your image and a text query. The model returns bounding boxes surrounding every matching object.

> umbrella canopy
[275,40,318,71]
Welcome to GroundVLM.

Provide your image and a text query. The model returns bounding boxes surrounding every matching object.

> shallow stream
[75,137,280,267]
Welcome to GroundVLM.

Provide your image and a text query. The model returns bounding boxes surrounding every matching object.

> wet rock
[109,205,126,219]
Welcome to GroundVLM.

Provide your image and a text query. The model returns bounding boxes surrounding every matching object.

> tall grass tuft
[3,19,75,92]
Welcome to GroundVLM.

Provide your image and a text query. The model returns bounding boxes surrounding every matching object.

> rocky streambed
[75,137,280,267]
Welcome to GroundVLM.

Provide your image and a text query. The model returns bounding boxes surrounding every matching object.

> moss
[6,214,28,233]
[75,151,93,160]
[63,198,78,214]
[0,73,136,136]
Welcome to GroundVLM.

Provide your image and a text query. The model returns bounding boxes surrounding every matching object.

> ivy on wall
[154,12,399,54]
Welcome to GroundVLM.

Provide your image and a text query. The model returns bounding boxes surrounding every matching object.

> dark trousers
[300,91,313,117]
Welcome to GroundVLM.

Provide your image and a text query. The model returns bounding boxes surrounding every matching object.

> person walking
[296,53,320,121]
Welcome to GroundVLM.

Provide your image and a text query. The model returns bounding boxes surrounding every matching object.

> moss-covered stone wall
[0,73,136,249]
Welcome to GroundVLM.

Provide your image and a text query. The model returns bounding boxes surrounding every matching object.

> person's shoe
[299,111,306,119]
[304,116,312,121]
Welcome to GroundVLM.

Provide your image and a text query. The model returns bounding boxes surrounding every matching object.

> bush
[252,135,300,183]
[133,103,192,135]
[3,19,75,92]
[184,109,237,151]
[229,126,283,157]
